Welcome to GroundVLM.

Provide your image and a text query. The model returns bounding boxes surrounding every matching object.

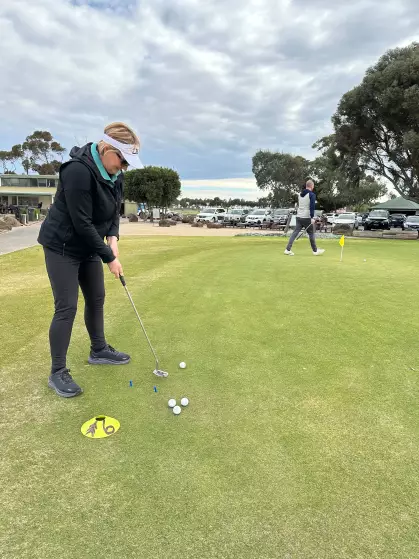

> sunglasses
[115,151,129,169]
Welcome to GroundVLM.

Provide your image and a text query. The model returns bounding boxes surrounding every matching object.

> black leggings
[44,248,107,373]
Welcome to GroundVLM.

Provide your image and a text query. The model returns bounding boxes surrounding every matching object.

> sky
[0,0,418,201]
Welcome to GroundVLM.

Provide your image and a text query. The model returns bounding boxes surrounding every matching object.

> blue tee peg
[153,386,158,392]
[129,380,133,387]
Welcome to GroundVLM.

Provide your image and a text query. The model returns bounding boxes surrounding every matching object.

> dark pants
[286,217,317,252]
[44,248,107,373]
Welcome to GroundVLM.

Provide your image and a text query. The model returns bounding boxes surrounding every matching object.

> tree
[0,151,12,174]
[257,196,271,207]
[7,145,25,173]
[124,166,181,211]
[252,150,310,207]
[310,149,387,211]
[15,131,66,175]
[329,42,419,199]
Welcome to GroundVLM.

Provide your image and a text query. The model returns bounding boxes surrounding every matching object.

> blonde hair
[98,121,140,154]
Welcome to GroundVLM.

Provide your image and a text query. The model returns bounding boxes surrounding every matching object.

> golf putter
[296,221,315,241]
[119,275,168,378]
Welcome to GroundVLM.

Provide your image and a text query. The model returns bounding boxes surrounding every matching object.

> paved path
[0,223,42,256]
[0,221,275,256]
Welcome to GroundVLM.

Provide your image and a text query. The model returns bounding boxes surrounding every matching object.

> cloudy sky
[0,0,418,200]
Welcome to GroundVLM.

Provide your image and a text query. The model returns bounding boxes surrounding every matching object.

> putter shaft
[120,276,160,369]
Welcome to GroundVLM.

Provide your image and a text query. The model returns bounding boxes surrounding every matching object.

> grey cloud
[0,0,418,182]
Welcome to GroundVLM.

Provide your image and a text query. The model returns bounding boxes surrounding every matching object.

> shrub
[332,223,354,236]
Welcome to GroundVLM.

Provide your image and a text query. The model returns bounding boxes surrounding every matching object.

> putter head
[153,369,169,378]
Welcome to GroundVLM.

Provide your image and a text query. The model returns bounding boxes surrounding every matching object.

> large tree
[309,152,387,211]
[252,150,310,207]
[329,42,419,199]
[124,166,181,211]
[13,131,66,175]
[0,151,12,174]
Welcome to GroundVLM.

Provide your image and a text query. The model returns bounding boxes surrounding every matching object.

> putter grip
[119,275,126,287]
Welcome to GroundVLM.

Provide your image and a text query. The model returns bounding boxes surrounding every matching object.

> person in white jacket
[284,180,325,256]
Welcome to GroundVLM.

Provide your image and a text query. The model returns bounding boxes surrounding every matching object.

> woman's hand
[108,258,124,279]
[107,236,119,258]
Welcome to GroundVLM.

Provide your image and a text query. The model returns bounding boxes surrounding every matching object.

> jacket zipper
[63,243,65,256]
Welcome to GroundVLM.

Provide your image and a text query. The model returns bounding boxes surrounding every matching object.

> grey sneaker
[88,345,131,365]
[48,368,83,398]
[284,249,295,256]
[313,249,325,255]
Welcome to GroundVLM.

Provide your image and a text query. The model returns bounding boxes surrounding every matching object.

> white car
[326,213,339,224]
[404,215,419,231]
[245,209,273,225]
[333,213,359,229]
[196,208,226,223]
[223,208,249,224]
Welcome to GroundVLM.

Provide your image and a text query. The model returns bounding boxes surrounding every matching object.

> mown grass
[1,236,419,559]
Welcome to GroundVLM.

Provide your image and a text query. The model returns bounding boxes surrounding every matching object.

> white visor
[102,133,143,169]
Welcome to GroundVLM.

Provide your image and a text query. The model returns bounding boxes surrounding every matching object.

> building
[0,173,137,214]
[371,196,419,215]
[0,174,57,208]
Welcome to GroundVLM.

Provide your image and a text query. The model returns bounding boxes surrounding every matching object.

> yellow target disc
[81,415,120,439]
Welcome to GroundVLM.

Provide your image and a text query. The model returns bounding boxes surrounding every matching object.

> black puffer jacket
[38,143,123,263]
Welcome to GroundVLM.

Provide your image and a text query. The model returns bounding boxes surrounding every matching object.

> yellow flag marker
[339,235,345,261]
[81,415,120,439]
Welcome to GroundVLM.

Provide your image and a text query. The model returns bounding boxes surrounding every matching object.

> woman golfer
[38,122,143,398]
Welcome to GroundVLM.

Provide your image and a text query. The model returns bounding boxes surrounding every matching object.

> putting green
[1,237,419,559]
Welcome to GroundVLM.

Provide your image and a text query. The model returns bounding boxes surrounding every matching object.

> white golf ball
[181,397,189,407]
[179,362,186,369]
[168,399,176,408]
[364,259,367,262]
[173,406,182,415]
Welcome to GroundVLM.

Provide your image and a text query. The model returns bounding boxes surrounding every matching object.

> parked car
[326,213,339,224]
[245,209,273,225]
[223,208,249,225]
[364,210,391,230]
[272,209,290,226]
[196,208,226,222]
[333,213,359,230]
[404,215,419,231]
[389,213,406,229]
